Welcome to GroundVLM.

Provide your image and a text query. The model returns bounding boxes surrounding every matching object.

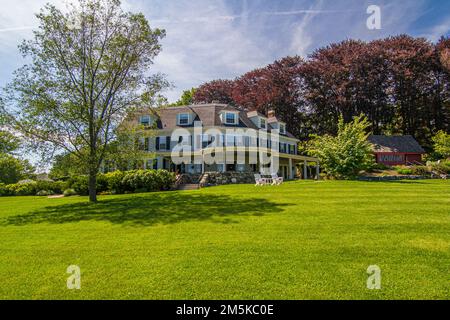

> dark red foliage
[193,35,450,147]
[193,79,235,105]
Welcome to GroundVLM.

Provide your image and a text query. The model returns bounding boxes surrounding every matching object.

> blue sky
[0,0,449,102]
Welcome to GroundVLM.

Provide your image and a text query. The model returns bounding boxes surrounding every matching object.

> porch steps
[177,184,200,191]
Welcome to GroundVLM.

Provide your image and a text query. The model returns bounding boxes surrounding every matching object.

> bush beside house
[308,115,374,179]
[0,169,176,197]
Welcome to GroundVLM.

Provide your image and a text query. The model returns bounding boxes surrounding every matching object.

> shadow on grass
[357,180,429,184]
[2,192,290,227]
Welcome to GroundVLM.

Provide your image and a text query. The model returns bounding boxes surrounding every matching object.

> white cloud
[424,17,450,42]
[136,0,277,101]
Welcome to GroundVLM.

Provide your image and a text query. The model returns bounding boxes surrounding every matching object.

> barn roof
[368,135,425,153]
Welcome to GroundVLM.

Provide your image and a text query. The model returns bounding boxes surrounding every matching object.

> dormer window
[139,115,151,126]
[220,110,239,125]
[226,112,237,124]
[260,118,267,129]
[177,113,190,125]
[279,123,286,134]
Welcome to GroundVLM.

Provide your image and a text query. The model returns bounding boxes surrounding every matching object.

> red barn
[368,135,425,166]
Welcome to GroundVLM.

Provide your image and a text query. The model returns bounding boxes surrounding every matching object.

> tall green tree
[2,0,167,202]
[308,115,374,179]
[0,154,35,184]
[104,117,155,171]
[432,131,450,159]
[49,152,87,180]
[171,88,196,106]
[0,130,20,155]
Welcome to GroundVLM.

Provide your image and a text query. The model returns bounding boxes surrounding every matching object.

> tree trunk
[88,168,97,203]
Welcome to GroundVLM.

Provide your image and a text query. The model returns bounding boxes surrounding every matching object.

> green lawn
[0,180,449,300]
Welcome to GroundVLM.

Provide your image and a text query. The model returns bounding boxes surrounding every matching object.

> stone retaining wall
[199,172,255,187]
[358,175,449,181]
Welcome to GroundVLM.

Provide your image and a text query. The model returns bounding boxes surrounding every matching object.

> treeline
[192,35,450,149]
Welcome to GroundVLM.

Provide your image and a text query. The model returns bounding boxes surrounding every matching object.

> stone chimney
[267,109,275,118]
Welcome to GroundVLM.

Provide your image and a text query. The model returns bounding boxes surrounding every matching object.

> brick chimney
[267,109,275,118]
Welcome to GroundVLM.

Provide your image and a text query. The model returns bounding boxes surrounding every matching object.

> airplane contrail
[150,9,357,24]
[0,26,35,33]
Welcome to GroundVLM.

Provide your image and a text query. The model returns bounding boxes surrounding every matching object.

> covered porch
[145,150,320,180]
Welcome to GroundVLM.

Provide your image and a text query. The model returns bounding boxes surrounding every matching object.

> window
[202,134,213,148]
[225,112,237,125]
[279,124,286,134]
[226,164,236,171]
[260,118,266,129]
[289,144,296,155]
[139,115,151,126]
[147,159,158,170]
[226,134,235,146]
[235,135,244,146]
[158,136,170,150]
[178,113,190,125]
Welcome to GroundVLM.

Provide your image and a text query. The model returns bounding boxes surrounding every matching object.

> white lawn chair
[271,174,284,185]
[254,174,266,186]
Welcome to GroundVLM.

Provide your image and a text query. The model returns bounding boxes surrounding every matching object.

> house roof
[368,135,425,154]
[156,104,298,139]
[267,116,284,124]
[247,110,266,118]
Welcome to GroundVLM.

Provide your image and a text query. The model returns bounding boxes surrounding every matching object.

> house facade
[133,103,319,180]
[368,135,425,166]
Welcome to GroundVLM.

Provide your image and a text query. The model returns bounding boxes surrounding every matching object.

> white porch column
[288,158,293,180]
[201,153,205,174]
[157,157,163,170]
[303,160,308,180]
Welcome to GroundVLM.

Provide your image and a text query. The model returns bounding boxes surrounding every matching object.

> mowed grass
[0,180,449,300]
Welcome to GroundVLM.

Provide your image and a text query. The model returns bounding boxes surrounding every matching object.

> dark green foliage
[63,189,77,197]
[170,88,196,106]
[431,162,450,174]
[66,170,175,196]
[66,176,90,196]
[0,180,68,196]
[372,163,390,170]
[1,169,175,197]
[104,170,127,194]
[308,115,374,179]
[0,130,20,154]
[396,168,413,175]
[0,154,35,184]
[120,170,175,193]
[37,190,54,196]
[35,180,68,194]
[2,0,167,202]
[432,131,450,159]
[410,166,430,176]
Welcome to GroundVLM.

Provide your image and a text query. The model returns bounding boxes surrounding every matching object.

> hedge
[0,170,176,197]
[0,180,68,197]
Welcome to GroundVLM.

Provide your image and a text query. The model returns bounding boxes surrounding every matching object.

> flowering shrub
[1,170,176,197]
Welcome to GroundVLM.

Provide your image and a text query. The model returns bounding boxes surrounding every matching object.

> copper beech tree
[2,0,167,202]
[194,35,450,146]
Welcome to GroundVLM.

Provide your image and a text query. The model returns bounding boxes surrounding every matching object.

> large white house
[132,103,318,180]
